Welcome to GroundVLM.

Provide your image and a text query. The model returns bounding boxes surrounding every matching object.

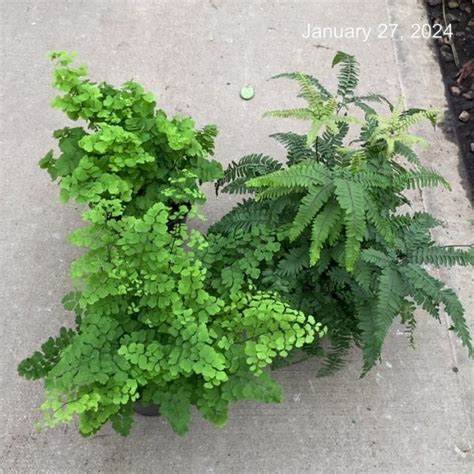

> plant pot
[134,401,161,417]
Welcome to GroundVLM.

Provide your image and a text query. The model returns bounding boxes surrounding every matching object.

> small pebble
[458,110,470,122]
[448,1,459,8]
[462,91,474,100]
[470,143,474,153]
[450,85,461,96]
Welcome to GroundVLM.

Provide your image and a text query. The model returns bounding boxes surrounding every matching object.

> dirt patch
[425,0,474,199]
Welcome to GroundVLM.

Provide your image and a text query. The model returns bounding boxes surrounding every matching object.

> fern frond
[361,248,394,268]
[248,161,330,190]
[351,171,391,189]
[394,213,440,252]
[400,299,417,348]
[217,154,282,194]
[318,122,349,164]
[394,141,421,165]
[409,246,474,267]
[348,92,393,116]
[352,100,377,117]
[270,194,302,215]
[209,200,276,234]
[309,200,341,265]
[441,289,473,356]
[17,327,76,380]
[392,212,442,232]
[217,177,250,195]
[289,182,334,240]
[293,72,326,110]
[400,266,473,356]
[271,132,314,165]
[399,263,443,317]
[353,93,393,109]
[360,267,404,375]
[398,133,429,149]
[356,300,378,374]
[401,107,439,128]
[271,72,332,100]
[256,186,305,200]
[332,51,359,100]
[368,102,438,155]
[310,248,332,277]
[338,148,367,171]
[365,195,395,244]
[352,260,373,291]
[307,120,325,147]
[318,332,352,377]
[307,106,359,147]
[397,168,451,190]
[334,178,367,271]
[276,245,310,277]
[327,216,344,246]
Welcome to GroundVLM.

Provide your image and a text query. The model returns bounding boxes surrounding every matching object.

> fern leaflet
[334,178,366,270]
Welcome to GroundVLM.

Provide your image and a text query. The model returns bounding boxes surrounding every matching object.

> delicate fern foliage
[19,52,326,438]
[349,93,394,115]
[369,98,439,155]
[265,71,359,146]
[276,244,310,278]
[271,132,314,164]
[215,154,282,195]
[309,200,341,264]
[210,199,280,234]
[210,51,473,377]
[332,51,359,101]
[289,183,334,241]
[272,72,332,100]
[18,327,76,380]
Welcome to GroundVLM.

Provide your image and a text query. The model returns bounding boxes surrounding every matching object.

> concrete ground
[1,0,473,472]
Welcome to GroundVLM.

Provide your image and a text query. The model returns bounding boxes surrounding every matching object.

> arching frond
[271,72,332,100]
[334,178,366,271]
[271,132,314,164]
[216,154,282,194]
[332,51,360,100]
[289,182,334,241]
[248,160,330,190]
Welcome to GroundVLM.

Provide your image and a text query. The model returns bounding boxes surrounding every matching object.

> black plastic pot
[134,401,161,417]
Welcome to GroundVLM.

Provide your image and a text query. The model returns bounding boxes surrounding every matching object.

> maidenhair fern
[18,52,326,437]
[208,51,474,376]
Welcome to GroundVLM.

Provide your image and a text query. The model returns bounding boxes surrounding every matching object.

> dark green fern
[208,51,474,377]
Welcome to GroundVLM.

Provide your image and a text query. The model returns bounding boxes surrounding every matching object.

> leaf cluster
[39,51,223,215]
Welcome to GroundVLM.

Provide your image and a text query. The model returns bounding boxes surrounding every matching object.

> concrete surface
[0,0,473,472]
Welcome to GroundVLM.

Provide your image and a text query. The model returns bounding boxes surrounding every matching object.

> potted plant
[209,51,473,376]
[18,52,325,436]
